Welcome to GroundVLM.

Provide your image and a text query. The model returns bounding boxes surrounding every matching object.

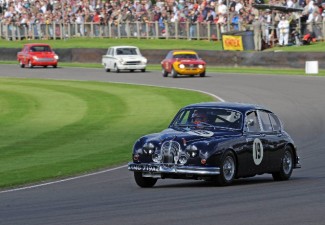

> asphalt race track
[0,65,325,225]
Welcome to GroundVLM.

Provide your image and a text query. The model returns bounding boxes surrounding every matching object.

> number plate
[128,164,159,172]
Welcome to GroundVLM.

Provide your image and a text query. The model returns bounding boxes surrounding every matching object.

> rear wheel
[53,64,57,68]
[104,64,110,72]
[19,60,25,68]
[141,69,146,72]
[134,172,157,188]
[272,146,293,181]
[162,68,168,77]
[215,151,236,186]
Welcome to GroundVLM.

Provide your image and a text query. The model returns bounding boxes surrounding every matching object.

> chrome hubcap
[283,151,292,174]
[223,156,235,181]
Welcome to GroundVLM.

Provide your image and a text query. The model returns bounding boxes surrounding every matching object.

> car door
[267,112,285,170]
[240,110,268,176]
[257,110,279,172]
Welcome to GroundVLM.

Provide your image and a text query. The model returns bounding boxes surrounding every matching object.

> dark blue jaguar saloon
[128,102,301,187]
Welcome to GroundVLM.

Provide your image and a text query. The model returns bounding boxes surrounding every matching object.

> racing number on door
[253,138,263,165]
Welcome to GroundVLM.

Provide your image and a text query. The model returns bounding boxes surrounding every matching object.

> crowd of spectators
[0,0,325,42]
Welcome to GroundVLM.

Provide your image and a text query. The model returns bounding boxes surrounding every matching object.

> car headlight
[152,153,162,163]
[179,64,185,69]
[143,142,155,155]
[198,64,204,69]
[178,155,188,165]
[32,56,38,60]
[142,58,147,64]
[54,55,59,60]
[186,145,198,158]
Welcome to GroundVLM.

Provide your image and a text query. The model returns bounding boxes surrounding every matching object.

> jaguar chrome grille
[161,140,181,163]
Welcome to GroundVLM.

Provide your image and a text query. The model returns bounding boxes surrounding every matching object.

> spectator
[252,15,262,50]
[278,15,290,46]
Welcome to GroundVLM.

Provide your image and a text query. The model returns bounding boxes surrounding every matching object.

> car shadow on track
[153,177,304,188]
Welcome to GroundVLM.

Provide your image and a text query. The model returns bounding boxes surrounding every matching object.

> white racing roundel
[253,138,264,165]
[187,130,214,137]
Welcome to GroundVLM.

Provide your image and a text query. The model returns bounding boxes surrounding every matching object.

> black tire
[215,151,236,186]
[272,146,293,181]
[130,69,134,72]
[53,65,57,68]
[104,64,110,72]
[171,67,177,78]
[19,60,25,68]
[141,69,146,72]
[43,66,47,68]
[162,68,168,77]
[28,61,33,68]
[200,71,206,77]
[114,64,120,73]
[134,172,157,188]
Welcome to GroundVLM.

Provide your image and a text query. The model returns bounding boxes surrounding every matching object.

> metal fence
[1,20,324,43]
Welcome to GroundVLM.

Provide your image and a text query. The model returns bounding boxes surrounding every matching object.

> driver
[192,110,207,125]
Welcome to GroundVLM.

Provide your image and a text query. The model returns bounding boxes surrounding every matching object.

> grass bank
[1,38,325,51]
[0,78,214,188]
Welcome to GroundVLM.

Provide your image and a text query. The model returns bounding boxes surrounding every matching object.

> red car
[17,43,59,68]
[161,50,206,78]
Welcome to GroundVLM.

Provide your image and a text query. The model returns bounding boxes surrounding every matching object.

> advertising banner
[222,35,244,51]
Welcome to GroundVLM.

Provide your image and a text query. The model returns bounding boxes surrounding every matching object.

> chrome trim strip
[128,163,220,175]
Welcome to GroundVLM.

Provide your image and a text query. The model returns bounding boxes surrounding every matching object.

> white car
[102,46,147,73]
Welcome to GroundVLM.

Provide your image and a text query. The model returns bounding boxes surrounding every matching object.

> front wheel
[272,146,293,181]
[28,60,33,68]
[199,71,206,77]
[134,172,157,188]
[171,68,177,78]
[114,64,120,73]
[141,68,146,72]
[215,151,236,186]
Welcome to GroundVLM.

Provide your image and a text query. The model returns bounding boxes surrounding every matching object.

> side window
[166,51,173,59]
[246,111,261,132]
[258,111,273,132]
[106,48,111,55]
[269,113,281,132]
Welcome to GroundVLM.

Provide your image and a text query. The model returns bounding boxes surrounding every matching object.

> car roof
[171,50,197,55]
[111,46,139,49]
[183,102,270,113]
[25,43,51,46]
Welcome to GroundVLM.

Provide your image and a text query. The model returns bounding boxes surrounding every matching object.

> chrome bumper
[128,163,220,176]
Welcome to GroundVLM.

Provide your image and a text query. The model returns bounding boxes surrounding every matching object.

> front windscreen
[116,48,138,55]
[170,107,243,130]
[173,54,198,59]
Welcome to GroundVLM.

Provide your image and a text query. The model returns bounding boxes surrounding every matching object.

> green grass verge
[0,78,214,188]
[1,37,325,51]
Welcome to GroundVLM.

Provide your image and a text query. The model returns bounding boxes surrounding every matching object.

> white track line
[0,165,127,194]
[0,83,224,194]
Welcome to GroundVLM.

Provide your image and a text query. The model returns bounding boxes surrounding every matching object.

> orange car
[161,50,206,78]
[17,43,59,68]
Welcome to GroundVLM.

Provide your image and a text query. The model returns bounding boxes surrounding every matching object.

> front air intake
[161,140,181,163]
